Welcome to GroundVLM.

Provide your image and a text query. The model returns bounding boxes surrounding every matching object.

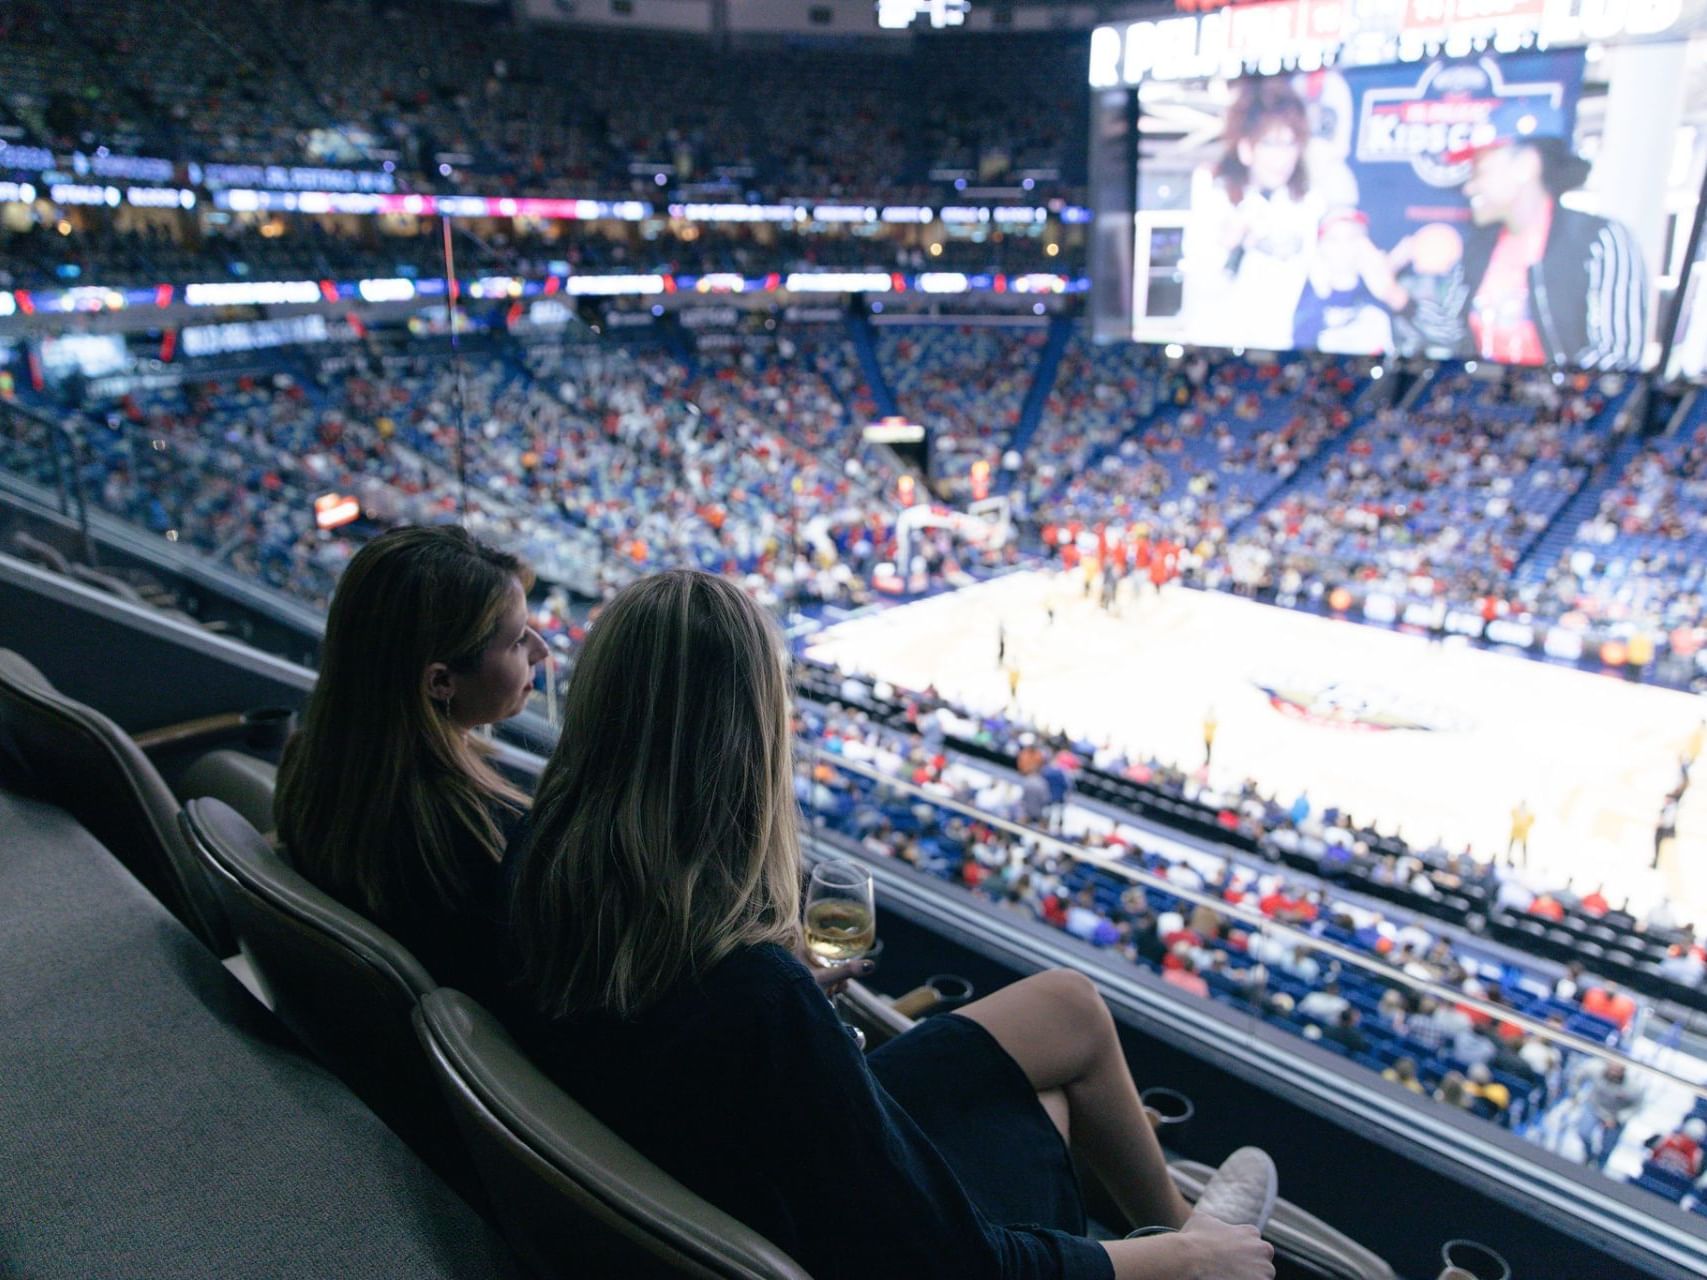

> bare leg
[955,968,1192,1230]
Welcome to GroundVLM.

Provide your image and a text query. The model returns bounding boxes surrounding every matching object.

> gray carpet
[0,789,520,1279]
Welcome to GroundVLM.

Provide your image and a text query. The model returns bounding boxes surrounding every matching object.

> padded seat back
[0,648,230,952]
[414,989,812,1280]
[179,797,466,1181]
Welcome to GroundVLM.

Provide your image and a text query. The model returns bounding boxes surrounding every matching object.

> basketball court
[808,571,1707,924]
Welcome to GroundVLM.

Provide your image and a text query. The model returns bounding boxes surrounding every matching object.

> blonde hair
[275,525,531,922]
[511,570,801,1019]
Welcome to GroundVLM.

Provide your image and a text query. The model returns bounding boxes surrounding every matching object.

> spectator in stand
[1132,912,1168,969]
[1382,1058,1425,1094]
[1492,1036,1545,1097]
[1657,944,1706,988]
[1436,1072,1472,1110]
[1375,987,1410,1032]
[1164,954,1211,1000]
[1647,898,1682,935]
[1519,1029,1563,1085]
[1298,980,1349,1024]
[273,526,547,1008]
[1454,1025,1497,1070]
[1574,1060,1644,1170]
[1648,1118,1706,1181]
[1322,1008,1368,1056]
[1581,985,1637,1032]
[1280,944,1323,986]
[507,569,1280,1280]
[1463,1064,1509,1121]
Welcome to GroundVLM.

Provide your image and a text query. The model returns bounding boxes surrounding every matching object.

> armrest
[133,712,249,754]
[177,749,280,839]
[835,980,918,1050]
[134,707,296,755]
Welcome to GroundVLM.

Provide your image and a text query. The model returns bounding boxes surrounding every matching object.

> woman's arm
[1102,1218,1274,1280]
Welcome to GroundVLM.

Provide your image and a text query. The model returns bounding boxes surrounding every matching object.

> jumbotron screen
[1123,45,1700,371]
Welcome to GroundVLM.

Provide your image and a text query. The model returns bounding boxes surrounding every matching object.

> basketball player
[1203,708,1219,769]
[1653,792,1680,871]
[1507,800,1534,869]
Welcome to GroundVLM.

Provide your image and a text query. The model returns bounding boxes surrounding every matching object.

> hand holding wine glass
[803,860,876,994]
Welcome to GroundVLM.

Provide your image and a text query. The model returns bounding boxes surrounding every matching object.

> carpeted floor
[0,788,519,1279]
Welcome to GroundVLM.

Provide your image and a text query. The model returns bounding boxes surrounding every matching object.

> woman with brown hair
[508,568,1276,1280]
[1184,74,1326,351]
[275,524,548,1002]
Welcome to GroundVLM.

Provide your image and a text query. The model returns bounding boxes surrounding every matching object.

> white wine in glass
[804,860,876,967]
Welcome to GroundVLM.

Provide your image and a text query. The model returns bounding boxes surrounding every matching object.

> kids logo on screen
[1355,57,1570,187]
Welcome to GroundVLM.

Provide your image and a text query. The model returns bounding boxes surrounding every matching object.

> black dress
[517,943,1112,1280]
[868,1008,1089,1235]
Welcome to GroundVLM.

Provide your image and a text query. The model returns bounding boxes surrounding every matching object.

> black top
[517,943,1114,1280]
[300,802,519,1012]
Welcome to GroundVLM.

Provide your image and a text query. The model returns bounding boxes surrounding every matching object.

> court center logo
[1251,675,1470,733]
[1356,58,1569,188]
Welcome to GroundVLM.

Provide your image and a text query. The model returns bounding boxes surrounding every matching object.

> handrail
[806,745,1707,1103]
[1,400,97,565]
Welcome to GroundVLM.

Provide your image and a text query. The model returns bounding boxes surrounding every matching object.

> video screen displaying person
[1180,78,1324,351]
[1436,107,1646,368]
[1132,47,1687,371]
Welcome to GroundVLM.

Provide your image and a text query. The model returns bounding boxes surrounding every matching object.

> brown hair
[1216,76,1311,204]
[275,525,531,922]
[510,569,802,1019]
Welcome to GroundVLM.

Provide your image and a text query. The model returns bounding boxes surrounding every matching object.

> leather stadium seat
[180,748,280,838]
[178,796,472,1190]
[414,988,811,1280]
[7,530,73,575]
[0,648,230,952]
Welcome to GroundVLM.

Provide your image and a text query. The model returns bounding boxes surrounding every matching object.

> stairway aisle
[1000,315,1075,487]
[845,313,898,418]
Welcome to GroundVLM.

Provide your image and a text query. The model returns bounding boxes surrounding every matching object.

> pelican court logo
[1250,675,1472,734]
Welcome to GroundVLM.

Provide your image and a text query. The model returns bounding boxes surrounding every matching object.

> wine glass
[804,859,877,969]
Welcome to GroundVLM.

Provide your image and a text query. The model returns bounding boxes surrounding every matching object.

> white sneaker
[1193,1146,1278,1234]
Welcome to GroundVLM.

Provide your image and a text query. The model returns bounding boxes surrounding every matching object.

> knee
[1033,967,1113,1032]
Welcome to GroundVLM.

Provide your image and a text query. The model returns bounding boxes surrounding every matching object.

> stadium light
[876,0,967,30]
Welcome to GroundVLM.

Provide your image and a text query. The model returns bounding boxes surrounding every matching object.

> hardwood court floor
[809,571,1706,923]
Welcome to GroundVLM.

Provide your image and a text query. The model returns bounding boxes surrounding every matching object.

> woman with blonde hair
[509,569,1276,1280]
[276,524,547,1002]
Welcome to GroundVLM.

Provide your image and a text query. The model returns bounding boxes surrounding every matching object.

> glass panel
[800,741,1707,1208]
